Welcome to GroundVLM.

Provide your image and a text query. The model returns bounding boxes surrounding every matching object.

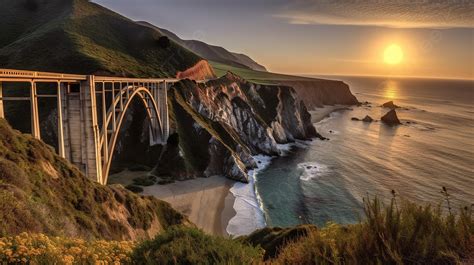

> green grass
[210,61,316,84]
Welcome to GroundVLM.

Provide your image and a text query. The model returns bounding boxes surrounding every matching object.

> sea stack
[381,109,401,126]
[382,101,400,109]
[362,115,374,122]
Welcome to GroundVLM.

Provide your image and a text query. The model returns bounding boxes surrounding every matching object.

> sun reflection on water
[383,80,399,100]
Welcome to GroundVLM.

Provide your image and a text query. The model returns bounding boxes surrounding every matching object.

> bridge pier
[0,82,4,119]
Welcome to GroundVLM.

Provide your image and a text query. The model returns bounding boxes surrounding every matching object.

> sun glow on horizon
[384,44,404,65]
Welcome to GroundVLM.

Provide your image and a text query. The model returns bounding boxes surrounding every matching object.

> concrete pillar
[57,82,65,158]
[30,81,41,139]
[161,81,169,142]
[80,76,103,183]
[0,82,4,119]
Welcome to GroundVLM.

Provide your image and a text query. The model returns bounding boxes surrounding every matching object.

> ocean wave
[226,155,271,237]
[298,162,330,181]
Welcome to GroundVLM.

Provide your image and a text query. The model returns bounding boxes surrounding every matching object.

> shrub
[157,36,171,49]
[0,233,134,264]
[125,185,144,193]
[273,195,474,265]
[128,164,152,172]
[131,226,263,264]
[133,176,155,186]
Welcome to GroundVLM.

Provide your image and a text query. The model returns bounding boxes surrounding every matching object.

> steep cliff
[0,119,190,240]
[211,62,359,109]
[155,72,318,182]
[279,80,358,109]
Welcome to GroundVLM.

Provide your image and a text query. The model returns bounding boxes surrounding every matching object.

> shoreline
[142,176,235,236]
[226,105,344,236]
[107,105,345,237]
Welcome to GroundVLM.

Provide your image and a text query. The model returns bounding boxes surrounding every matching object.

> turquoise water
[256,76,474,228]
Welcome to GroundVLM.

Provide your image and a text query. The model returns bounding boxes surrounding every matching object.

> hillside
[0,118,190,240]
[140,22,267,72]
[0,0,213,78]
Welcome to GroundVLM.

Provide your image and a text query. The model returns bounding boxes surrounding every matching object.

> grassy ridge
[210,61,317,84]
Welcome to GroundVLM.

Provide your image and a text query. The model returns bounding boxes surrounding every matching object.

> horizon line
[285,72,474,82]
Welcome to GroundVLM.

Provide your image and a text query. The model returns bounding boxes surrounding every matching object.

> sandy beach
[142,176,235,236]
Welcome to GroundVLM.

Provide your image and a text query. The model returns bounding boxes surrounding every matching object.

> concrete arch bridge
[0,69,180,184]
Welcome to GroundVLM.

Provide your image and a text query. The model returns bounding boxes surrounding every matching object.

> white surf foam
[227,155,271,237]
[298,162,330,181]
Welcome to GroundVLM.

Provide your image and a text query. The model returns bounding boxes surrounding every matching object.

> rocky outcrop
[279,79,358,109]
[381,110,401,126]
[382,101,400,109]
[352,115,374,123]
[167,72,318,182]
[362,115,374,123]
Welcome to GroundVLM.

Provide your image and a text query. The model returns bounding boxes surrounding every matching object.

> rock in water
[362,115,374,123]
[381,109,401,126]
[381,101,400,109]
[351,117,360,121]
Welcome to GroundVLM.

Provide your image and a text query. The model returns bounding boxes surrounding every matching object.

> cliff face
[161,73,318,182]
[0,119,190,240]
[279,80,358,109]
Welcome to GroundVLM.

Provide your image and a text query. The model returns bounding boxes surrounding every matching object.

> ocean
[247,76,474,230]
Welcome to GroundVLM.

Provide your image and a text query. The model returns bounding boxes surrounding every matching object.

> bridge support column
[0,82,4,119]
[30,82,41,139]
[80,76,103,183]
[57,82,66,158]
[158,81,169,143]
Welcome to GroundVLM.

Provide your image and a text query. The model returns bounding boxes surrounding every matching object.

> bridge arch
[100,85,163,185]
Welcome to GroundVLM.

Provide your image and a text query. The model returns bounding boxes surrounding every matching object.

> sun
[384,44,404,65]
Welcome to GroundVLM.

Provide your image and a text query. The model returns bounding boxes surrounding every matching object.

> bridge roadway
[0,68,183,184]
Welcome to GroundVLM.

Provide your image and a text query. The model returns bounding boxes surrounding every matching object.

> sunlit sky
[94,0,474,79]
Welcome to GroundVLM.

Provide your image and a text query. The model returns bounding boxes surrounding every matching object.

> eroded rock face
[169,72,318,182]
[279,79,358,109]
[381,109,401,126]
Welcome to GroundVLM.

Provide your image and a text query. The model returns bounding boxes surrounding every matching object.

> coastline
[225,105,345,236]
[142,176,235,236]
[106,105,344,237]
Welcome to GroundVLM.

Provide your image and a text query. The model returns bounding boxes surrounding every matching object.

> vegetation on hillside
[1,193,471,264]
[210,61,317,84]
[0,233,134,264]
[0,118,189,240]
[0,0,201,77]
[131,227,263,264]
[253,194,473,264]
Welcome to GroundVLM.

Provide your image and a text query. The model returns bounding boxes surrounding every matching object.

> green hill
[140,22,267,72]
[0,0,201,77]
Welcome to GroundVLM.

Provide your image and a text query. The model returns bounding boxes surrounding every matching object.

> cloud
[275,0,474,28]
